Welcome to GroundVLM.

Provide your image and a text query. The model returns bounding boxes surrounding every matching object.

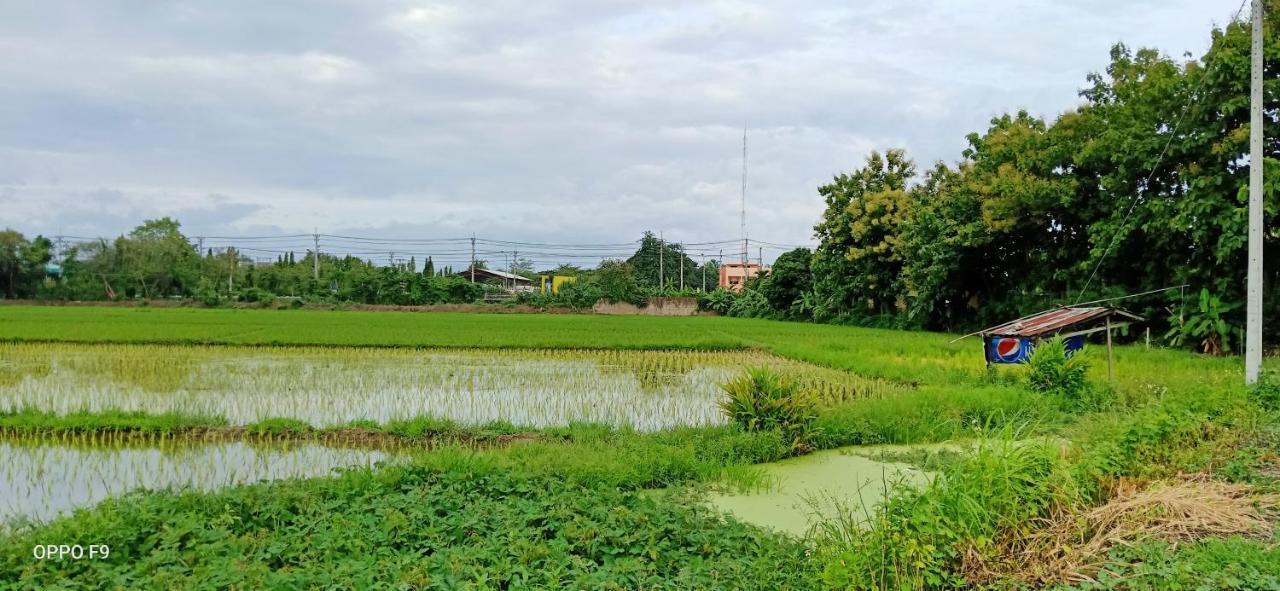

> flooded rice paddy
[0,343,890,430]
[0,438,392,526]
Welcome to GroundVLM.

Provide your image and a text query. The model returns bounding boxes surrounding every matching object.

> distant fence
[592,297,701,316]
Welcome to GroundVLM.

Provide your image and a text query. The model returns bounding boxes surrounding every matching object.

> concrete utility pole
[701,253,706,292]
[741,128,749,265]
[659,232,665,289]
[312,230,320,281]
[679,243,684,291]
[470,235,476,283]
[718,249,723,290]
[512,249,518,291]
[758,246,763,267]
[1246,0,1266,385]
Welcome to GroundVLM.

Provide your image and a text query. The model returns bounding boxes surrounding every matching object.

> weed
[720,368,818,453]
[1027,336,1090,400]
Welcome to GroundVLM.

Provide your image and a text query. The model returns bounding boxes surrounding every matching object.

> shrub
[193,278,221,307]
[719,368,818,453]
[1249,369,1280,411]
[698,288,736,314]
[240,287,276,305]
[1026,336,1089,399]
[728,288,773,318]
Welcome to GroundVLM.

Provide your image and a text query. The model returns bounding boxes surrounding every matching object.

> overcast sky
[0,0,1244,266]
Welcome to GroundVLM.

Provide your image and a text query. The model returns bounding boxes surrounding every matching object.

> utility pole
[679,243,684,291]
[741,128,749,265]
[470,234,476,283]
[758,246,763,267]
[512,249,518,291]
[227,247,235,293]
[718,248,723,290]
[312,229,320,281]
[1246,0,1265,385]
[701,253,706,292]
[659,232,665,290]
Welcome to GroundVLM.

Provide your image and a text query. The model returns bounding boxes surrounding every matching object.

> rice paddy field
[0,305,1277,589]
[0,343,892,430]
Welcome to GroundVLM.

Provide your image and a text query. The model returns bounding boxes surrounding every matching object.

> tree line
[0,220,723,308]
[717,10,1279,353]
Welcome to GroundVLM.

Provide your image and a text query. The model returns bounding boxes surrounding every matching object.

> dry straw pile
[968,474,1279,585]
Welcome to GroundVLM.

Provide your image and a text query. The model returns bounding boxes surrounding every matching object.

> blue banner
[986,335,1084,364]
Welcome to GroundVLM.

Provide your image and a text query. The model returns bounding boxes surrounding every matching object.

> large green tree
[0,230,51,299]
[812,149,915,322]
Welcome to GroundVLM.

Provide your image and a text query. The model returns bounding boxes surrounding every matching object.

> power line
[1073,0,1253,303]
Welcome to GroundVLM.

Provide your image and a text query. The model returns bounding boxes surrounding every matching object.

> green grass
[1050,536,1280,590]
[1,458,819,590]
[2,305,1276,589]
[0,409,228,435]
[0,305,1260,389]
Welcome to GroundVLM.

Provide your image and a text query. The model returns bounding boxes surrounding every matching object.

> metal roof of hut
[455,267,532,284]
[980,306,1144,339]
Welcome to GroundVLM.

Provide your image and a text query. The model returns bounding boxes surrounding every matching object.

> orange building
[718,261,766,292]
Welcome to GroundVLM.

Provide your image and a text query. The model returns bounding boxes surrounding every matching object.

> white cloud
[0,0,1244,265]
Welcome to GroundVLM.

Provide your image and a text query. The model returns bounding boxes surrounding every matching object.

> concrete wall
[592,296,700,316]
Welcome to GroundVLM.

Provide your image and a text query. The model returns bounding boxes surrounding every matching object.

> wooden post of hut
[1105,316,1114,382]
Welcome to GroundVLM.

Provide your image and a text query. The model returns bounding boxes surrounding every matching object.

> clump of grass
[245,417,313,436]
[0,409,226,435]
[1248,368,1280,411]
[719,368,818,453]
[1026,336,1089,400]
[816,428,1079,590]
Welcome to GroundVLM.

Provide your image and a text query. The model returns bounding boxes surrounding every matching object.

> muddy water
[0,440,394,526]
[707,446,935,537]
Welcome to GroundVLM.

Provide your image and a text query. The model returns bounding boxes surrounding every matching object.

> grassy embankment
[0,305,1276,588]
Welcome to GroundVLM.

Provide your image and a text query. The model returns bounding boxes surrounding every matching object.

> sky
[0,0,1245,267]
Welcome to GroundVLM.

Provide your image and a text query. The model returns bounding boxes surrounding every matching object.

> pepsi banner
[986,335,1085,364]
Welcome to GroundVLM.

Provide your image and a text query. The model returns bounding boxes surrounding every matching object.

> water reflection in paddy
[0,440,392,526]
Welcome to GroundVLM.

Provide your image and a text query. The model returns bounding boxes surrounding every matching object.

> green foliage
[1249,369,1280,411]
[698,288,736,314]
[1165,288,1242,355]
[245,417,314,436]
[801,10,1280,343]
[813,384,1052,447]
[817,434,1076,590]
[0,229,52,299]
[1026,336,1091,399]
[812,149,916,323]
[719,368,818,452]
[591,259,648,306]
[0,409,226,435]
[240,286,275,305]
[1051,537,1280,591]
[755,247,815,320]
[0,465,818,589]
[727,288,772,318]
[624,231,711,291]
[1070,386,1256,500]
